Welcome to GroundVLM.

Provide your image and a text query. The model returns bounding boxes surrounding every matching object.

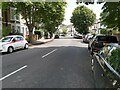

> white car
[0,35,29,53]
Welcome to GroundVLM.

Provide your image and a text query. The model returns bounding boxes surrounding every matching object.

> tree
[2,2,44,43]
[70,5,96,34]
[2,2,66,42]
[100,2,120,31]
[76,0,104,5]
[42,2,66,38]
[62,28,67,35]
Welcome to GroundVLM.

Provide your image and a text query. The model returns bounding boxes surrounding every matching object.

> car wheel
[24,44,29,49]
[8,47,13,53]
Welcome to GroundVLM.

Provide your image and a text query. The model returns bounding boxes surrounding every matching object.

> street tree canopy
[100,2,120,31]
[76,0,104,5]
[70,5,96,34]
[41,2,66,37]
[2,2,44,43]
[2,2,66,43]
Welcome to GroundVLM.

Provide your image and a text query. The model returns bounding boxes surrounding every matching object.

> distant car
[73,34,83,39]
[0,35,29,53]
[92,43,120,88]
[54,35,59,39]
[60,34,65,36]
[88,34,118,55]
[83,34,93,43]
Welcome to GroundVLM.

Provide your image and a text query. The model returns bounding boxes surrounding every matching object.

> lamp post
[14,8,17,33]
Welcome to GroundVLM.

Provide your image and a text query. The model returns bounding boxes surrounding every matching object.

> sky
[62,0,104,25]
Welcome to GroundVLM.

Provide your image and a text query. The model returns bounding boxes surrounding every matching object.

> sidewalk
[28,36,54,46]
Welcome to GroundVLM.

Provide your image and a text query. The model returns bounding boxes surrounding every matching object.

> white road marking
[42,49,57,58]
[0,65,27,81]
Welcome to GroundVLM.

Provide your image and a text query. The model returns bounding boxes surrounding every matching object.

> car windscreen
[1,37,13,42]
[97,36,118,43]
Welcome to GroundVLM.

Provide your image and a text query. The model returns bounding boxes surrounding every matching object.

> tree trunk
[28,25,34,44]
[29,31,33,43]
[49,31,53,38]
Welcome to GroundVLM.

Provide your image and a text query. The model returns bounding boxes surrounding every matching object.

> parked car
[88,34,118,55]
[60,34,65,36]
[83,34,93,43]
[0,35,29,53]
[54,35,59,39]
[73,34,83,39]
[92,43,120,88]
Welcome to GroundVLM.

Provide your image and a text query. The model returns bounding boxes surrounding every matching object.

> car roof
[5,35,23,38]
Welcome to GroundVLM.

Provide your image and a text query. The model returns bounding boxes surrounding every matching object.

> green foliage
[0,3,1,9]
[107,49,120,73]
[70,5,96,34]
[34,30,41,36]
[42,2,66,35]
[43,29,48,39]
[2,26,11,37]
[2,2,66,42]
[100,28,108,34]
[101,2,120,31]
[62,28,67,34]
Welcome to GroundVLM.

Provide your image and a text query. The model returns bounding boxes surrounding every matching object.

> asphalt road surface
[2,36,95,88]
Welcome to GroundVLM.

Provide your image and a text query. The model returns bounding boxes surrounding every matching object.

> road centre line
[42,49,57,58]
[0,65,27,81]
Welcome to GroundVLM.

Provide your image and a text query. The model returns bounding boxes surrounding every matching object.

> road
[2,36,95,88]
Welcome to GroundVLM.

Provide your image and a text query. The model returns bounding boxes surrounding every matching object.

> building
[66,24,76,35]
[89,19,101,34]
[2,7,29,38]
[58,24,76,35]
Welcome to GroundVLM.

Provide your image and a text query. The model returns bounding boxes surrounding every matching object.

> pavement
[28,36,54,46]
[2,36,96,88]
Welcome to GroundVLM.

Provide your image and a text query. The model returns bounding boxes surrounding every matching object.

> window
[16,26,20,33]
[10,7,20,21]
[11,25,15,32]
[16,14,20,21]
[10,7,15,20]
[97,36,118,43]
[20,37,23,40]
[22,27,24,34]
[14,37,23,41]
[2,37,13,42]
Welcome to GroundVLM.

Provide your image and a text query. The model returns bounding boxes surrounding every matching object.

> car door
[19,36,25,48]
[104,46,120,88]
[13,37,22,49]
[93,53,111,88]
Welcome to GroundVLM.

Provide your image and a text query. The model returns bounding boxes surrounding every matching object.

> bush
[34,30,42,39]
[34,30,41,36]
[44,31,48,39]
[2,26,12,36]
[100,28,108,34]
